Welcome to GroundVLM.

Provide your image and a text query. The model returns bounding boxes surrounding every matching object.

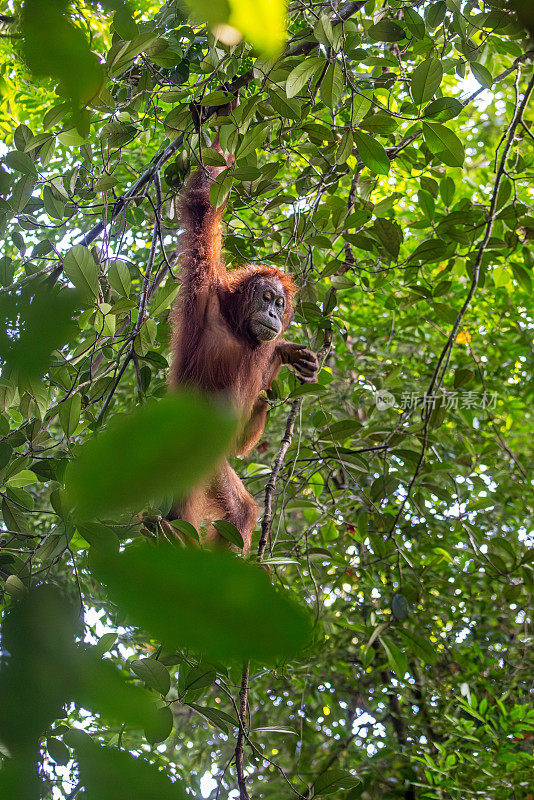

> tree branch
[234,662,251,800]
[96,177,161,424]
[427,70,534,397]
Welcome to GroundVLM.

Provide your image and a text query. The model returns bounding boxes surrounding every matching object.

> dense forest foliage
[0,1,533,798]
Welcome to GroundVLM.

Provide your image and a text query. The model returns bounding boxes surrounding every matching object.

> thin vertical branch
[387,70,534,538]
[258,399,302,561]
[427,70,534,397]
[234,662,251,800]
[96,173,161,425]
[259,331,333,561]
[234,330,332,798]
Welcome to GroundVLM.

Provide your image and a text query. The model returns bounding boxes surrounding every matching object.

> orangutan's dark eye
[263,291,273,302]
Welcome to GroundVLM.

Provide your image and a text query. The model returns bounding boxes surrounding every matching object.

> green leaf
[0,288,80,379]
[368,19,406,41]
[285,57,324,98]
[4,574,27,598]
[201,147,228,167]
[418,188,435,219]
[178,664,216,696]
[313,13,336,47]
[320,62,343,109]
[77,522,120,551]
[399,629,437,665]
[189,703,237,734]
[0,442,12,470]
[93,632,117,657]
[43,185,65,219]
[2,497,29,534]
[512,262,532,292]
[352,91,373,126]
[168,519,200,542]
[426,0,447,29]
[0,587,157,758]
[270,89,301,120]
[288,383,327,398]
[63,245,100,301]
[201,90,235,107]
[108,259,131,297]
[423,96,463,122]
[77,651,160,730]
[353,131,390,175]
[4,150,37,177]
[47,737,71,766]
[433,546,453,562]
[492,264,510,288]
[411,58,443,105]
[90,543,311,662]
[6,470,37,489]
[454,368,474,389]
[422,122,465,167]
[11,175,35,212]
[149,283,179,318]
[189,0,285,56]
[212,519,245,548]
[93,175,118,192]
[335,129,354,165]
[253,726,298,734]
[131,658,171,696]
[236,122,270,159]
[144,706,173,744]
[372,218,401,259]
[392,593,409,621]
[108,34,159,75]
[358,112,397,134]
[66,391,236,519]
[0,257,14,287]
[209,175,233,210]
[21,0,103,105]
[313,768,360,796]
[43,102,70,130]
[403,7,426,38]
[59,393,81,438]
[381,637,408,678]
[471,62,493,88]
[408,237,448,263]
[440,176,456,205]
[76,740,185,800]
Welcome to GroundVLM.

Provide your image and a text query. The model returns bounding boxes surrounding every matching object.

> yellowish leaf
[455,330,471,345]
[229,0,286,56]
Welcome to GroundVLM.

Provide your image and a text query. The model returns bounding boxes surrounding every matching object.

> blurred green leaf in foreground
[21,0,103,105]
[91,542,311,662]
[188,0,286,56]
[0,585,181,799]
[0,288,80,379]
[66,392,236,519]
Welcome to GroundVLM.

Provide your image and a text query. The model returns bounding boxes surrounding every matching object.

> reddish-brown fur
[167,163,317,551]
